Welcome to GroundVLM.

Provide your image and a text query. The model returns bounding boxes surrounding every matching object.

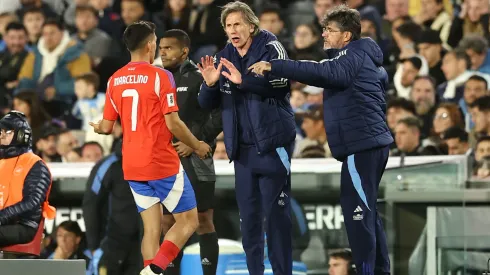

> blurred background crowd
[1,0,489,272]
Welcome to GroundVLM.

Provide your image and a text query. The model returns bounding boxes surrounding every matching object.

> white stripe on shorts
[162,171,184,212]
[129,188,159,210]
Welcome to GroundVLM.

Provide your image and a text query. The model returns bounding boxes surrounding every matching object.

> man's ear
[344,31,352,43]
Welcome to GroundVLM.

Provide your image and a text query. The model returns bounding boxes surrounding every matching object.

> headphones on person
[1,110,31,145]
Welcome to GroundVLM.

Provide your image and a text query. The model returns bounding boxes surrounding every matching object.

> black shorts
[163,158,216,214]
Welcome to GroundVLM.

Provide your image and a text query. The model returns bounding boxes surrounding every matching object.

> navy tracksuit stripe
[340,146,390,275]
[234,144,293,275]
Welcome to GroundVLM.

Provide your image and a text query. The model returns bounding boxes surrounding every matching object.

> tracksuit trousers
[234,144,293,275]
[340,145,391,275]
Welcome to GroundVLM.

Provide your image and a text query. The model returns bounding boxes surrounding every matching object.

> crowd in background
[0,0,489,271]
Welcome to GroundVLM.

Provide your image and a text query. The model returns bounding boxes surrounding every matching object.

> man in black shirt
[82,139,142,275]
[158,29,222,275]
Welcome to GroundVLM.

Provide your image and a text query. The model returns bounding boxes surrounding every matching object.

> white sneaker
[140,265,163,275]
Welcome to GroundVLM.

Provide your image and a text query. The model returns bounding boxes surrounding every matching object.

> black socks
[199,232,219,275]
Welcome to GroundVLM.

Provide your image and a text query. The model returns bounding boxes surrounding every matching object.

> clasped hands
[197,56,273,86]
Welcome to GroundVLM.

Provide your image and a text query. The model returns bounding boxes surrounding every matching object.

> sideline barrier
[0,259,86,275]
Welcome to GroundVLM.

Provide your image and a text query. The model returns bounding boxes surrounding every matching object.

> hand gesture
[248,61,272,76]
[197,55,222,87]
[173,141,194,157]
[220,58,242,85]
[194,141,212,159]
[89,120,102,134]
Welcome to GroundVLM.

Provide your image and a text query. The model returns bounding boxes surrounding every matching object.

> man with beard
[459,75,489,130]
[410,76,438,138]
[35,125,62,162]
[158,29,222,275]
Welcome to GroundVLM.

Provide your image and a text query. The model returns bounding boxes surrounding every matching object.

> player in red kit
[89,21,212,275]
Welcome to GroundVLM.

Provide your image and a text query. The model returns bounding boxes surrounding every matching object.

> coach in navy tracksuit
[251,5,393,275]
[197,2,296,274]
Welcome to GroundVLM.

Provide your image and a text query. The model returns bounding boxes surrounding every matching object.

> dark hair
[23,7,44,17]
[5,22,26,33]
[436,102,465,129]
[458,34,488,55]
[466,75,488,90]
[387,98,416,115]
[123,20,156,52]
[403,56,422,70]
[329,248,353,261]
[297,23,321,38]
[13,90,51,131]
[447,49,471,69]
[82,141,104,155]
[75,72,100,91]
[161,29,191,48]
[259,4,281,18]
[57,221,82,237]
[442,126,468,142]
[476,136,490,147]
[396,21,422,42]
[470,95,490,112]
[72,146,82,156]
[397,116,422,130]
[322,4,361,41]
[75,4,98,18]
[413,75,437,90]
[42,18,64,31]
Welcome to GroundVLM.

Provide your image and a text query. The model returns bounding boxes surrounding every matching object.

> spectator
[442,126,470,155]
[384,15,413,76]
[299,144,326,158]
[290,23,327,61]
[22,7,44,47]
[16,0,57,21]
[458,35,490,75]
[155,0,191,33]
[56,129,80,162]
[410,75,438,140]
[213,139,227,160]
[328,249,354,275]
[447,0,490,49]
[17,19,91,104]
[393,21,422,60]
[381,0,408,38]
[259,5,290,50]
[412,0,451,49]
[0,13,19,51]
[432,102,465,139]
[303,85,323,107]
[290,88,306,112]
[88,0,123,35]
[293,105,332,158]
[392,55,429,98]
[36,125,61,162]
[438,49,474,103]
[475,136,490,162]
[469,95,490,147]
[360,7,388,54]
[386,97,416,132]
[12,89,51,143]
[81,141,103,162]
[475,155,490,179]
[73,4,112,65]
[65,147,82,162]
[312,0,338,34]
[44,221,91,271]
[72,72,105,131]
[459,75,489,130]
[392,116,441,156]
[188,0,227,61]
[0,22,29,95]
[417,29,446,85]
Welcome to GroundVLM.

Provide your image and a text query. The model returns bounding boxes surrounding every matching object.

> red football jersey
[103,62,180,181]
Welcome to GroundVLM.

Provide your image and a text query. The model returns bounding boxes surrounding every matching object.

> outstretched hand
[248,61,272,76]
[220,58,242,85]
[88,120,102,134]
[197,55,222,87]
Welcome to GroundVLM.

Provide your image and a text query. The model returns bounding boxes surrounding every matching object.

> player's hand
[89,120,102,134]
[248,61,272,76]
[220,58,242,85]
[173,141,194,157]
[195,141,212,159]
[197,55,222,87]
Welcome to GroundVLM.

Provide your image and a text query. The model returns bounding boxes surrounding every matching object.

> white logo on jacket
[177,87,188,92]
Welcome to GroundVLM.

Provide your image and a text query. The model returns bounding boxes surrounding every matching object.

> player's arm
[165,112,201,150]
[91,78,118,135]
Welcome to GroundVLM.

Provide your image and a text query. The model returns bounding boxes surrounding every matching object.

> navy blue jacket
[270,38,393,161]
[198,30,296,160]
